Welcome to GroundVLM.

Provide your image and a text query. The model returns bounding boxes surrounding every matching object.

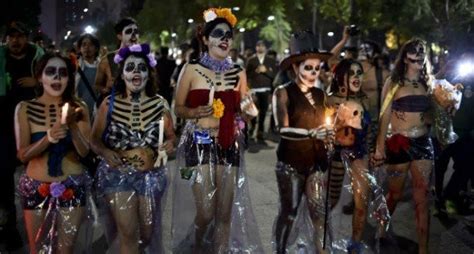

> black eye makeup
[349,69,363,76]
[209,28,233,40]
[407,45,425,55]
[44,67,68,78]
[125,62,148,72]
[303,65,320,72]
[406,58,425,65]
[124,28,139,35]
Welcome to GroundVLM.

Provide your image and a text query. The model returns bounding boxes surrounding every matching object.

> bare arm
[374,78,394,160]
[94,56,110,94]
[68,103,91,157]
[328,26,350,66]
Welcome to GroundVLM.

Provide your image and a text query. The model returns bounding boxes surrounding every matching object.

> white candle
[61,103,69,125]
[208,86,215,106]
[325,116,331,126]
[158,117,164,146]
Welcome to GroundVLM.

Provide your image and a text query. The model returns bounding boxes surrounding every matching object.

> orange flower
[202,7,237,27]
[38,183,50,198]
[61,188,75,200]
[212,98,225,118]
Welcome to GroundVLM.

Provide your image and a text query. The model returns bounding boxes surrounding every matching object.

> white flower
[204,10,217,23]
[129,44,142,52]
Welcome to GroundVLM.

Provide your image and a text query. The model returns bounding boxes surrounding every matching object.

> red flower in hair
[61,188,74,200]
[386,134,410,153]
[38,183,50,198]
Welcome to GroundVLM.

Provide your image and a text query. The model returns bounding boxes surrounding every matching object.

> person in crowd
[246,40,278,151]
[15,52,91,253]
[373,38,434,254]
[272,30,334,253]
[94,17,139,104]
[91,43,175,253]
[0,21,44,251]
[172,7,262,253]
[75,33,100,119]
[229,48,244,67]
[156,46,177,106]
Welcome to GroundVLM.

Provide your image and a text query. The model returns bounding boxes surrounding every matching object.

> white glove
[308,125,335,140]
[154,150,168,167]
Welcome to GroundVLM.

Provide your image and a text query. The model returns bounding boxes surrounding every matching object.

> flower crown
[114,43,157,67]
[203,8,237,27]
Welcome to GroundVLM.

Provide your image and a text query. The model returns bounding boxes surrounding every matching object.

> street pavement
[4,139,474,253]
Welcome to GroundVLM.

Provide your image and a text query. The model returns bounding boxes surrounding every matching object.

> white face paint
[295,58,321,88]
[348,63,363,93]
[122,55,148,93]
[41,57,68,97]
[121,23,139,47]
[205,23,233,60]
[358,43,374,60]
[404,44,426,71]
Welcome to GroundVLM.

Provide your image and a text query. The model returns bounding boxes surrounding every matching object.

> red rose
[61,188,74,200]
[38,183,50,197]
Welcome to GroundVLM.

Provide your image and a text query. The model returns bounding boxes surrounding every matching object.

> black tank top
[277,82,328,174]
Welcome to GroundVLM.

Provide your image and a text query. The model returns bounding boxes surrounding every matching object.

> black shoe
[257,139,273,149]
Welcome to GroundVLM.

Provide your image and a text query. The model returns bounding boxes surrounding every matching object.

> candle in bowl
[61,103,69,125]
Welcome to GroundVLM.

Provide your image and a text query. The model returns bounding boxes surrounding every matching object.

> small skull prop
[337,100,364,130]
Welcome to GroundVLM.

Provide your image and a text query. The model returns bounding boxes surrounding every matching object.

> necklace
[404,78,419,88]
[199,52,233,72]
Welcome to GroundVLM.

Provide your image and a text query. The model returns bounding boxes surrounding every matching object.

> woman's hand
[102,149,123,168]
[159,141,174,155]
[308,125,335,141]
[192,105,213,118]
[49,121,68,141]
[371,148,386,167]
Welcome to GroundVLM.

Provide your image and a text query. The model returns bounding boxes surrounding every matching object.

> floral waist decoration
[212,98,225,118]
[38,182,74,200]
[386,134,410,153]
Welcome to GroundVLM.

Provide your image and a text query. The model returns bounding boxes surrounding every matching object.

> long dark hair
[76,33,100,58]
[391,38,432,89]
[114,52,157,97]
[330,59,364,96]
[34,53,77,104]
[190,18,233,60]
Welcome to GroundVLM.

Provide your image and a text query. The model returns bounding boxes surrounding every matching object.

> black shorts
[183,132,240,167]
[386,134,434,164]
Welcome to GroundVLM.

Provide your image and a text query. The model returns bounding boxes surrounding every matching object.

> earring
[339,86,347,95]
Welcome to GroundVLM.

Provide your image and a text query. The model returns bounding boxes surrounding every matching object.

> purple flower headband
[114,43,157,67]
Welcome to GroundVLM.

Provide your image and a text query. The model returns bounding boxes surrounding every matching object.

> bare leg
[108,191,140,254]
[274,167,304,254]
[138,195,154,248]
[350,159,370,242]
[214,165,237,253]
[410,160,432,254]
[192,165,216,253]
[385,163,410,215]
[306,171,329,254]
[23,209,47,254]
[57,207,85,254]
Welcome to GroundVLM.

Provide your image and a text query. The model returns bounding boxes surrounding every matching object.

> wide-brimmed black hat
[280,31,332,70]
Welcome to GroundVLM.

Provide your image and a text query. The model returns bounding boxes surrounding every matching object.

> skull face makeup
[122,55,148,93]
[358,43,374,60]
[205,23,233,60]
[40,57,68,97]
[348,63,363,93]
[294,58,322,88]
[121,23,139,47]
[404,43,426,70]
[337,100,364,129]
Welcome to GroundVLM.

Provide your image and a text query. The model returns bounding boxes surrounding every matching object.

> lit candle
[158,117,164,146]
[208,85,215,106]
[61,103,69,125]
[325,116,332,126]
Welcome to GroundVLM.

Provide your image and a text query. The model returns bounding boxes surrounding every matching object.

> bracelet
[47,129,59,144]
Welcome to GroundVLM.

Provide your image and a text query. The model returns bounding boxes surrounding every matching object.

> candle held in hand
[325,116,331,126]
[61,103,69,125]
[158,117,164,146]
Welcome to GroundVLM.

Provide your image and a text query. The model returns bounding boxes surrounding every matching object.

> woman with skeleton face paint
[172,8,263,254]
[90,43,176,254]
[327,59,390,253]
[272,31,336,253]
[373,38,435,254]
[14,53,92,253]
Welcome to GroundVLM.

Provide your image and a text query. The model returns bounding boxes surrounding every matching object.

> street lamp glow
[64,36,68,40]
[267,15,275,21]
[67,30,71,36]
[233,7,240,11]
[327,31,334,37]
[284,49,290,54]
[171,33,177,38]
[84,25,95,34]
[188,19,194,24]
[83,8,88,13]
[239,28,245,32]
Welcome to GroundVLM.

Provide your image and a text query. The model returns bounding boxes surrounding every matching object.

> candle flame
[325,116,331,125]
